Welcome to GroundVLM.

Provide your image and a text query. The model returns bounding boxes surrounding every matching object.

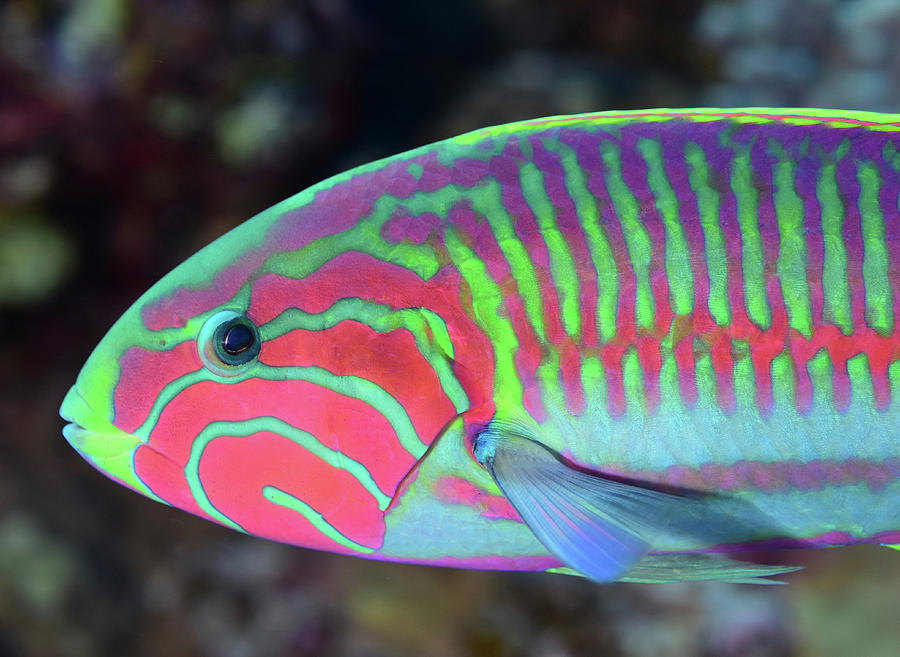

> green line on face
[728,143,770,330]
[771,142,812,337]
[260,300,468,413]
[638,137,693,317]
[818,142,853,334]
[551,141,618,342]
[263,188,449,282]
[262,486,377,553]
[134,369,211,439]
[599,140,655,332]
[519,146,581,341]
[857,161,894,335]
[184,416,391,535]
[442,224,522,408]
[685,142,730,327]
[135,364,425,458]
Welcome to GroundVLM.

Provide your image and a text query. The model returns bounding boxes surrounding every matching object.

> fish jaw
[60,385,159,500]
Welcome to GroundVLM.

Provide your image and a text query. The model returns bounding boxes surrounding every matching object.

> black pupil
[222,324,253,355]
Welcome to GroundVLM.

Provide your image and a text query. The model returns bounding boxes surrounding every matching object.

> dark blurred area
[3,1,900,656]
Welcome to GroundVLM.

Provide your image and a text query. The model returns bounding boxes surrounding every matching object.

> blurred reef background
[3,1,900,656]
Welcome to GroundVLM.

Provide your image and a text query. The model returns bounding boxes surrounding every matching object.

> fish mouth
[60,385,144,462]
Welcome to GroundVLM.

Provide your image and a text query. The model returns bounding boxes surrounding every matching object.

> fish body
[61,109,900,582]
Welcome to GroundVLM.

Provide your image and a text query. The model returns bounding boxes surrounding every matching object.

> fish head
[59,174,477,557]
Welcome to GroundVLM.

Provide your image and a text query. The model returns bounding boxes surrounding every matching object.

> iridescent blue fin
[474,427,799,584]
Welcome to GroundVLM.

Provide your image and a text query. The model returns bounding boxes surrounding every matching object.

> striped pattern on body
[77,109,900,561]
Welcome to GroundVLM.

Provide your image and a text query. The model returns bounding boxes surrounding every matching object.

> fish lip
[59,385,144,458]
[59,384,104,433]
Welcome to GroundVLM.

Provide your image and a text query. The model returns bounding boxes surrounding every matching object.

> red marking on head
[144,378,414,496]
[261,321,456,449]
[433,476,520,521]
[247,254,493,412]
[134,444,209,518]
[114,341,202,434]
[199,432,385,552]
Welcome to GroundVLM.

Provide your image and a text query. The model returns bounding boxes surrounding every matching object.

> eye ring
[198,311,261,376]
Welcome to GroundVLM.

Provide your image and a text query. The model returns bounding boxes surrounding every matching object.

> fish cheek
[133,377,392,554]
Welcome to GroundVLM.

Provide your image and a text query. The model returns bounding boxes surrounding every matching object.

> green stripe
[184,417,390,529]
[551,141,618,342]
[890,359,900,413]
[857,161,894,335]
[263,486,377,553]
[519,146,581,340]
[622,347,648,418]
[693,341,717,412]
[770,350,795,414]
[261,300,468,413]
[135,364,426,457]
[691,346,718,461]
[638,137,693,316]
[732,340,754,413]
[818,144,853,334]
[451,109,900,146]
[848,352,875,410]
[534,347,564,414]
[685,142,730,326]
[728,144,770,329]
[264,186,457,282]
[442,225,523,409]
[580,355,607,413]
[807,347,833,413]
[469,182,547,343]
[772,143,812,337]
[599,140,654,331]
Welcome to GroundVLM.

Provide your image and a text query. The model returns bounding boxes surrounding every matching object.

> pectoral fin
[474,426,800,584]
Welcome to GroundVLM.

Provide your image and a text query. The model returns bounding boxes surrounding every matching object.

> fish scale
[61,109,900,583]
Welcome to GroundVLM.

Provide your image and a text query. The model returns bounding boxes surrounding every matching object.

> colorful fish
[61,108,900,583]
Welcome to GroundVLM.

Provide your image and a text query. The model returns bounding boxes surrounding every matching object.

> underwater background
[3,1,900,655]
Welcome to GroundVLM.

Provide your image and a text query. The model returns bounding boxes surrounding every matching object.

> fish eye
[198,311,260,375]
